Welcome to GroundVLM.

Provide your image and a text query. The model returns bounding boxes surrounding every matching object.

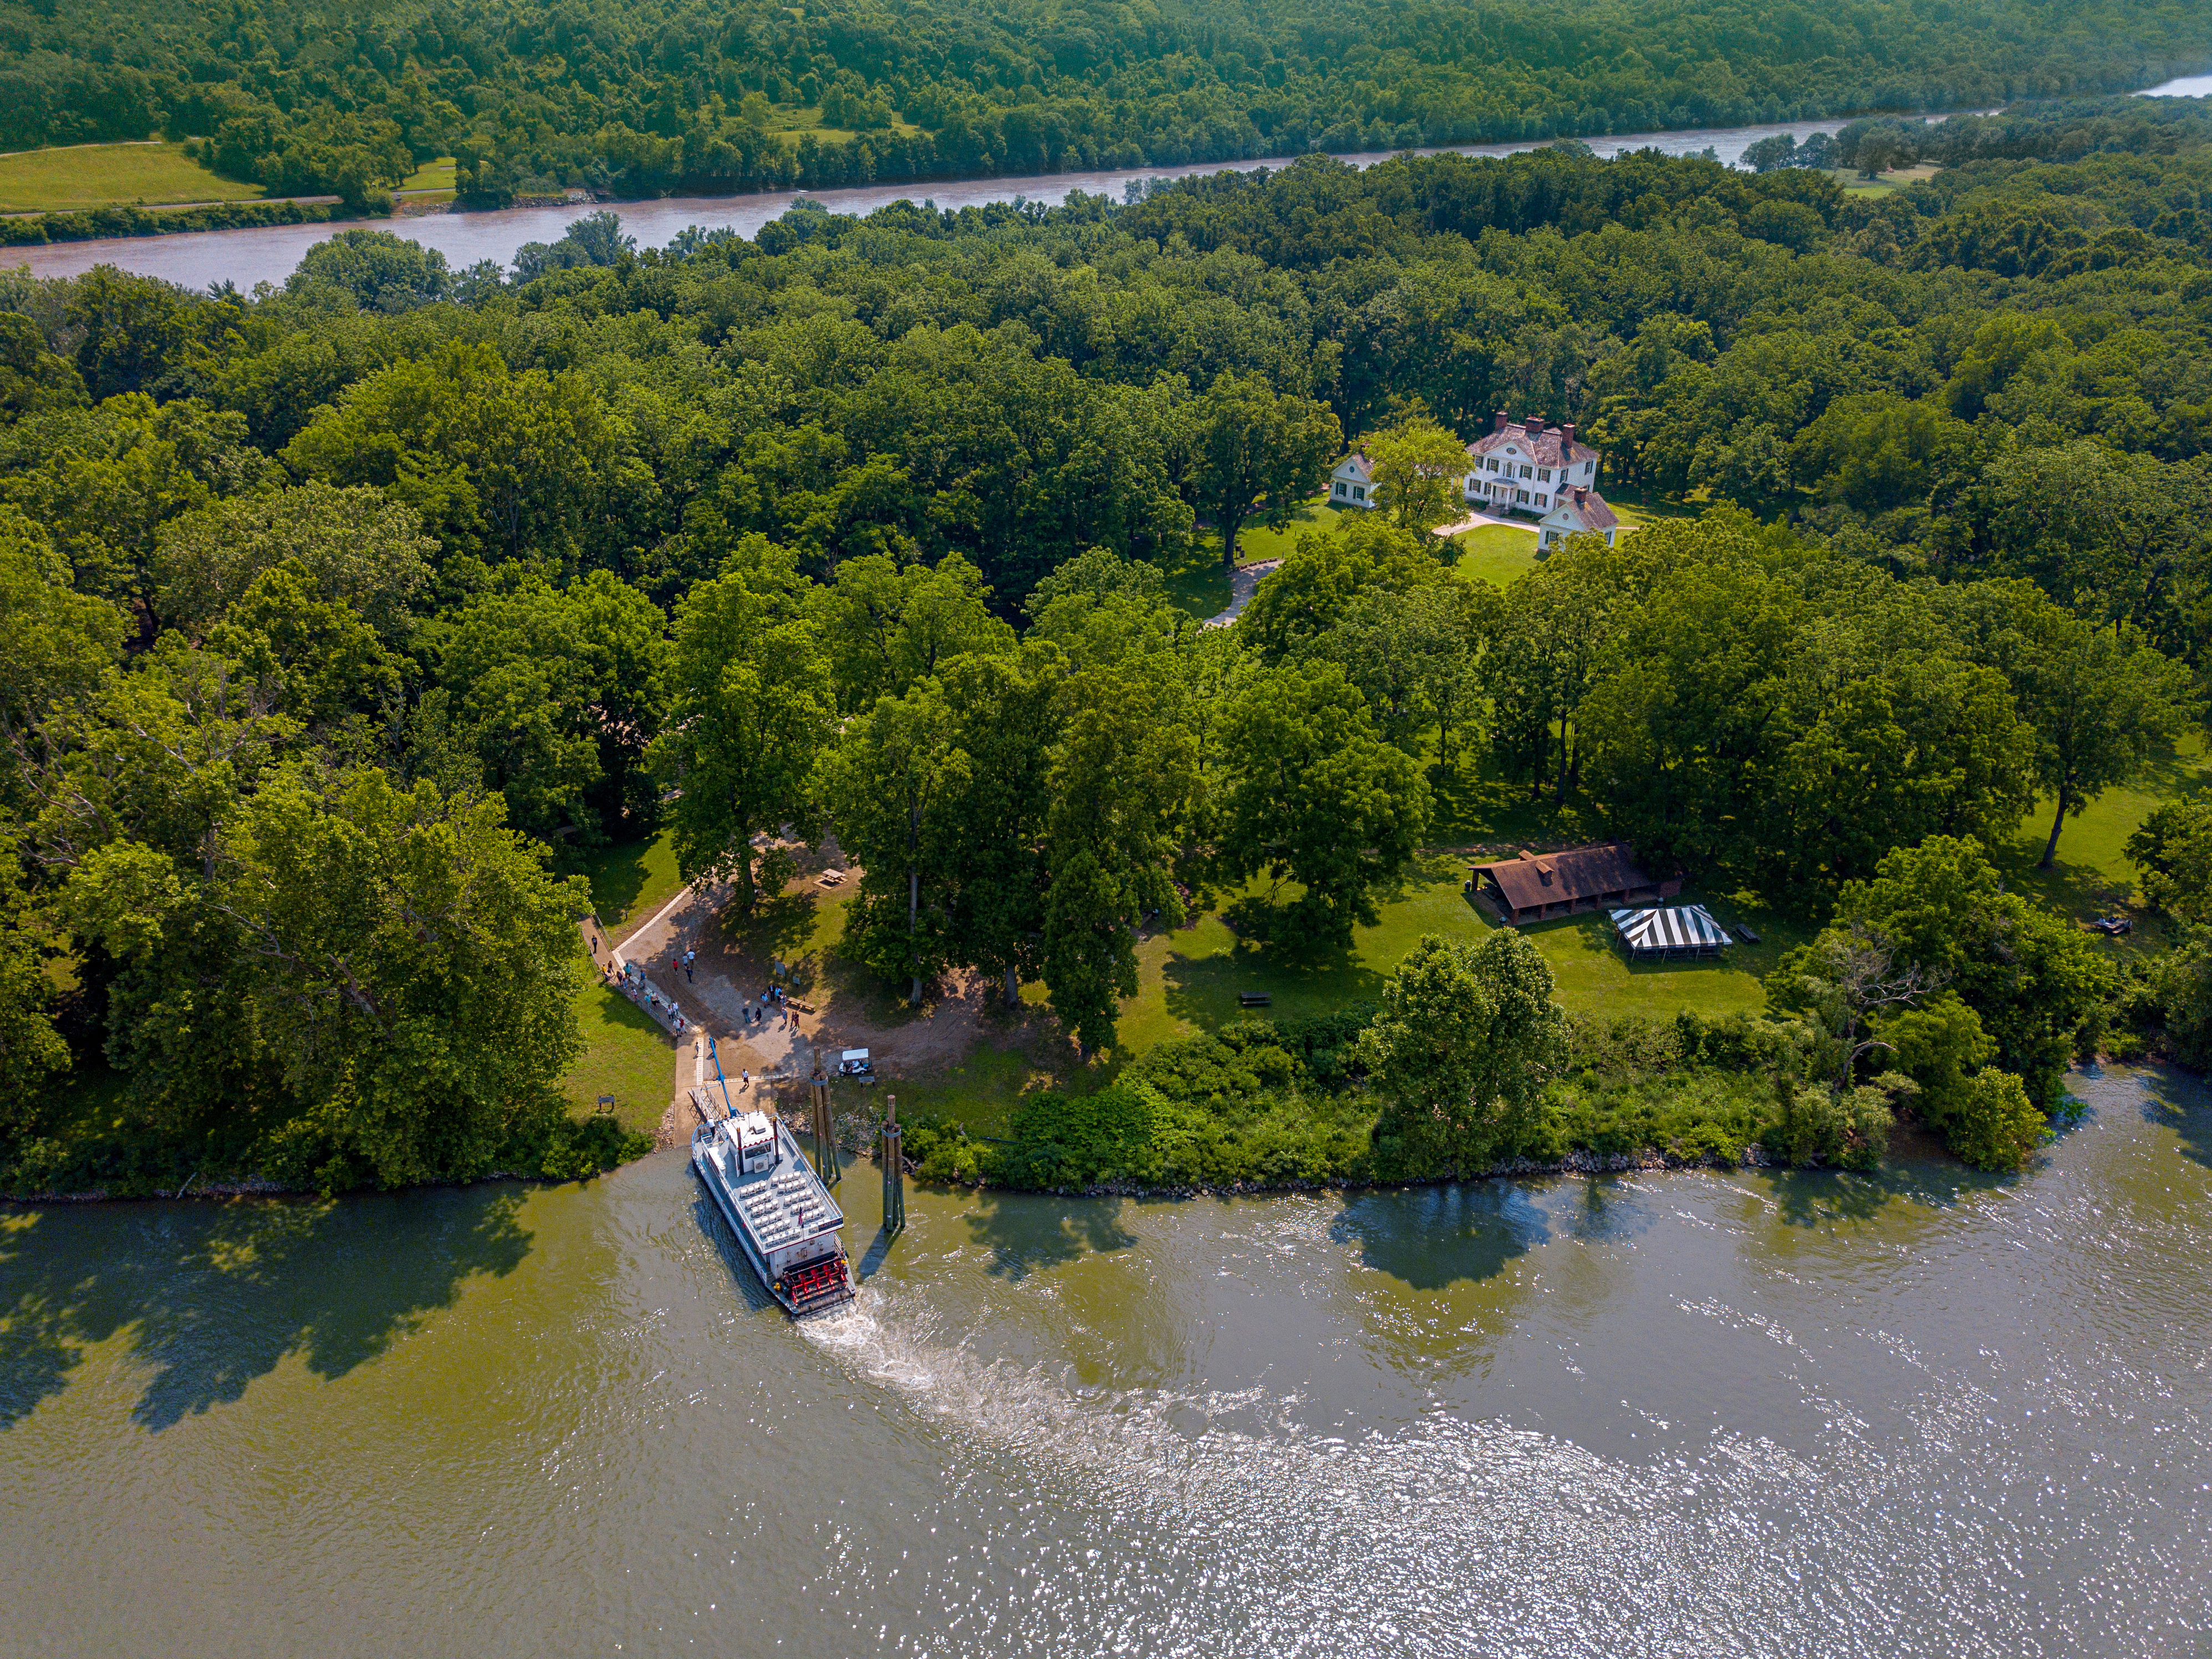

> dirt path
[1204,558,1283,629]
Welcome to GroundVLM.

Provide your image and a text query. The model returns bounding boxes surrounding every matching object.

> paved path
[1437,506,1535,537]
[1203,558,1283,629]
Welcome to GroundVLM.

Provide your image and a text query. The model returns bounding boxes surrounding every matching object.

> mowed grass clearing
[0,141,265,212]
[1451,523,1538,587]
[1994,738,2212,961]
[575,831,686,939]
[558,961,677,1135]
[398,156,456,195]
[1110,851,1797,1057]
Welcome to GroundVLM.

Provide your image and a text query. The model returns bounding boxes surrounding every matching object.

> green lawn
[1230,498,1349,565]
[1108,847,1793,1058]
[1451,523,1539,587]
[574,831,685,938]
[0,141,265,213]
[1991,739,2212,962]
[767,107,927,144]
[397,156,456,194]
[558,963,677,1134]
[1593,482,1694,527]
[1160,542,1232,620]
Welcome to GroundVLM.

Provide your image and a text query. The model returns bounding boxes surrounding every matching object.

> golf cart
[838,1048,875,1081]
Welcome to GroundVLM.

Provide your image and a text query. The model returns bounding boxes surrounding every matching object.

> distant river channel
[0,99,2099,291]
[5,1066,2212,1656]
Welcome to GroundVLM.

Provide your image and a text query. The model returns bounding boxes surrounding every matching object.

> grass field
[1834,162,1941,197]
[1452,523,1539,587]
[397,156,456,195]
[1160,542,1233,619]
[767,106,927,145]
[575,832,686,940]
[557,963,677,1134]
[1992,739,2212,961]
[0,141,264,213]
[1108,849,1796,1057]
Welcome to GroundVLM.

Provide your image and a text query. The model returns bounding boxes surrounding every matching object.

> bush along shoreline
[0,198,364,247]
[898,1009,2074,1200]
[1,1111,651,1204]
[899,1012,1868,1198]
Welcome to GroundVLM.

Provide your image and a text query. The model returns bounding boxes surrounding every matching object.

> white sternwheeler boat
[692,1106,855,1315]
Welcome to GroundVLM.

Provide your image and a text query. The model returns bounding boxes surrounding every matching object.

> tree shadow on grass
[577,837,658,927]
[1328,1182,1551,1291]
[0,1184,534,1434]
[961,1190,1136,1281]
[1160,933,1389,1032]
[716,888,830,979]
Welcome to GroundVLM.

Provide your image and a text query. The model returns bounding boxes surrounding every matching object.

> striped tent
[1610,904,1731,960]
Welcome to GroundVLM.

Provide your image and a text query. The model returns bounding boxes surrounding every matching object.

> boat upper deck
[698,1113,844,1251]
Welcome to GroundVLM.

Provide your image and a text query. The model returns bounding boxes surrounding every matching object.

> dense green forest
[1,0,2209,206]
[8,93,2212,1196]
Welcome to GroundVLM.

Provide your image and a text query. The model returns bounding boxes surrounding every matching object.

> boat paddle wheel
[777,1254,855,1314]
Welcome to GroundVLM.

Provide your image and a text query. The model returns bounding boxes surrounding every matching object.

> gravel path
[1203,558,1283,628]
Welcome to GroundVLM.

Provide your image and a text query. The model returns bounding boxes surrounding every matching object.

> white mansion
[1329,412,1620,549]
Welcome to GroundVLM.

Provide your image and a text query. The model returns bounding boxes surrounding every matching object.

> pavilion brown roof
[1473,842,1654,913]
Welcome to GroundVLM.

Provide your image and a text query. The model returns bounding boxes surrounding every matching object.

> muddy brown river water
[4,1066,2210,1657]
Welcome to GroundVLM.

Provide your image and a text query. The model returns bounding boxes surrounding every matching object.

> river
[0,101,2078,292]
[4,1066,2209,1656]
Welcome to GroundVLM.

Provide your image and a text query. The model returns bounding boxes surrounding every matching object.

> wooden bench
[1238,992,1272,1008]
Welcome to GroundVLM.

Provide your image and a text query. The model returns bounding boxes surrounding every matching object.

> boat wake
[793,1275,2198,1658]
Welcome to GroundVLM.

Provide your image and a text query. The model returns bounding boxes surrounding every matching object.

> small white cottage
[1537,486,1620,549]
[1328,447,1376,508]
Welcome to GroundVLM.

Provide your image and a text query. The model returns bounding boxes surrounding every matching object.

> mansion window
[1519,464,1532,477]
[1536,493,1548,507]
[1537,467,1551,482]
[1516,489,1529,503]
[1353,486,1365,500]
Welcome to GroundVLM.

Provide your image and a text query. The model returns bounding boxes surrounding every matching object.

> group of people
[608,956,688,1035]
[602,930,801,1048]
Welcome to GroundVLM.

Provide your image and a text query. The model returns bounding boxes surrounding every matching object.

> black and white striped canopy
[1609,904,1730,951]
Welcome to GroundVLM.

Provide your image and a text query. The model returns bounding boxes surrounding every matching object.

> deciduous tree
[1188,373,1342,567]
[1359,930,1567,1175]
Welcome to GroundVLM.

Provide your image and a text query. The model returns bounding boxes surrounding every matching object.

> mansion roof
[1469,413,1599,470]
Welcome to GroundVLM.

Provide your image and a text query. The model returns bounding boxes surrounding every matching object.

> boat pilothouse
[691,1107,854,1315]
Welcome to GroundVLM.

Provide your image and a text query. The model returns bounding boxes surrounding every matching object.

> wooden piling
[880,1092,905,1235]
[808,1056,839,1184]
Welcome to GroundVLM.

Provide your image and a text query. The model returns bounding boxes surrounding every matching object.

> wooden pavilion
[1469,843,1680,925]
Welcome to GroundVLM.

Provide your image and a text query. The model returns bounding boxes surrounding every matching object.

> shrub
[1948,1068,2046,1172]
[536,1114,653,1181]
